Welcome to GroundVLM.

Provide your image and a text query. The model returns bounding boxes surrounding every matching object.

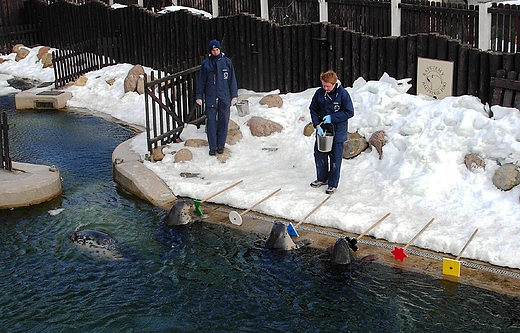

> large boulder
[15,47,29,62]
[184,139,208,147]
[492,163,520,191]
[303,122,315,137]
[259,94,283,108]
[124,64,145,93]
[226,119,242,145]
[247,116,283,137]
[343,132,368,159]
[37,46,51,59]
[174,148,193,163]
[41,53,53,68]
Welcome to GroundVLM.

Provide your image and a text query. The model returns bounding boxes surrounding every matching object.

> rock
[303,122,315,136]
[106,78,116,85]
[74,76,88,86]
[368,130,386,160]
[7,78,38,91]
[124,64,145,93]
[136,75,145,94]
[217,147,231,163]
[228,119,240,131]
[174,148,193,163]
[180,172,200,178]
[41,53,53,68]
[464,154,485,171]
[37,46,51,59]
[226,128,243,145]
[259,94,283,108]
[492,163,520,191]
[152,145,166,161]
[15,48,29,62]
[247,116,283,137]
[184,139,208,147]
[343,132,368,159]
[12,44,24,53]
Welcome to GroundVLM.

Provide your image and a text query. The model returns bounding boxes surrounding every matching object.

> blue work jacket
[310,83,354,142]
[196,53,238,108]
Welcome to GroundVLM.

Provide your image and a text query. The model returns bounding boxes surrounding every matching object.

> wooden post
[479,2,492,51]
[391,0,401,37]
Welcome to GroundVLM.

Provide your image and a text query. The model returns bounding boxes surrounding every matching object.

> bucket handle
[316,121,335,136]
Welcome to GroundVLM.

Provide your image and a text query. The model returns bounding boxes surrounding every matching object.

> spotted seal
[327,237,379,265]
[70,229,124,260]
[265,221,313,250]
[163,200,205,226]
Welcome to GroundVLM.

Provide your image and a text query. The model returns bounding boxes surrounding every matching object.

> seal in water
[327,237,379,265]
[163,199,207,226]
[70,229,124,260]
[265,221,313,250]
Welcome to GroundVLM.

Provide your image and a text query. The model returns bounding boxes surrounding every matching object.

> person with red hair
[309,70,354,194]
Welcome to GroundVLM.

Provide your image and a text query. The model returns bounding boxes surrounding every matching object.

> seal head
[328,237,379,265]
[70,229,123,260]
[163,200,202,226]
[265,221,312,250]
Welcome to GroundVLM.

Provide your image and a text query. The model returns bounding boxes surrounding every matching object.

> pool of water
[0,95,519,332]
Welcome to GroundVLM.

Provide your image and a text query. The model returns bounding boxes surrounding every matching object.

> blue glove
[323,115,332,124]
[317,126,324,136]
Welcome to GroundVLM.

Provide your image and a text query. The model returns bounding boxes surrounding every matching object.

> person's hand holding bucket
[317,126,324,136]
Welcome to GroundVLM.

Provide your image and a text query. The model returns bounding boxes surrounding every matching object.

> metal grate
[36,91,65,96]
[34,101,55,109]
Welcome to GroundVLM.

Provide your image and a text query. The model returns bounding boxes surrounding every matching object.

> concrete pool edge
[0,161,62,210]
[112,138,520,297]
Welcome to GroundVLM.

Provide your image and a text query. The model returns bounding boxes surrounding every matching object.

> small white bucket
[317,132,334,152]
[236,100,250,116]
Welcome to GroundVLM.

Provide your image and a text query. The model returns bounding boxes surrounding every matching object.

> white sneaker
[325,187,336,194]
[310,179,327,188]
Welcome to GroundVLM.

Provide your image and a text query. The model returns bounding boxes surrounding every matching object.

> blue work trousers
[314,140,344,188]
[206,99,230,151]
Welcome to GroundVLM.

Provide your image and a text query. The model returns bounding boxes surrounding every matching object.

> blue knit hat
[208,39,221,51]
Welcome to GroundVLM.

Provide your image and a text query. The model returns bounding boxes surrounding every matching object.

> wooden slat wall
[16,0,520,108]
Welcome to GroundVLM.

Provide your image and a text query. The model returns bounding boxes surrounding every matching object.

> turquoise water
[0,97,519,332]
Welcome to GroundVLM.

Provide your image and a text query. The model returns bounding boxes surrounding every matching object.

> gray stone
[247,116,283,137]
[343,133,368,159]
[492,163,520,191]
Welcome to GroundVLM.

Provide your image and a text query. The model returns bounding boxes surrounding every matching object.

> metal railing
[144,66,206,157]
[0,112,12,172]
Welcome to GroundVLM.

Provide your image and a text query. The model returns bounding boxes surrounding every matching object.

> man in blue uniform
[196,39,238,156]
[309,70,354,194]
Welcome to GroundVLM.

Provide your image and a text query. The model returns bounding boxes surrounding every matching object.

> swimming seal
[70,229,124,260]
[328,237,379,265]
[265,221,312,250]
[163,200,205,226]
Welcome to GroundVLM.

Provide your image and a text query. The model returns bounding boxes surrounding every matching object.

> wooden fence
[0,112,12,172]
[17,0,520,106]
[0,23,40,54]
[52,41,117,88]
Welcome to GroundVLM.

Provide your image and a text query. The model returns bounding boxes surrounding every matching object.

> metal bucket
[236,100,250,116]
[317,132,334,152]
